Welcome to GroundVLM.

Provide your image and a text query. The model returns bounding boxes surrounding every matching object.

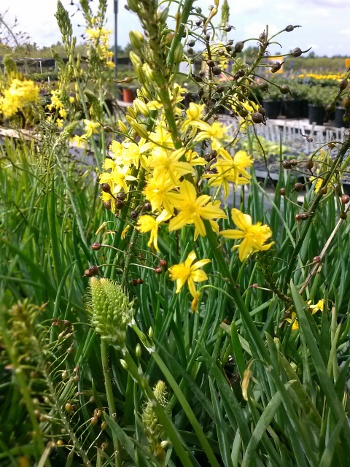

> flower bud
[118,120,128,133]
[127,0,139,12]
[120,359,128,370]
[129,30,144,49]
[129,51,142,69]
[125,116,149,139]
[133,98,150,117]
[88,277,133,348]
[135,343,142,358]
[173,43,184,63]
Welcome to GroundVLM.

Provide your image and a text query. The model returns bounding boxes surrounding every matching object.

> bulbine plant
[1,0,350,466]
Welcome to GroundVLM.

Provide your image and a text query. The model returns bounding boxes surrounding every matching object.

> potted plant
[261,84,283,119]
[306,85,336,125]
[282,83,308,119]
[334,97,350,128]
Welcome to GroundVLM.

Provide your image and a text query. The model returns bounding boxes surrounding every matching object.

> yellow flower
[137,211,170,251]
[219,208,273,261]
[181,103,205,132]
[83,120,100,137]
[204,149,253,197]
[142,175,181,214]
[286,312,299,330]
[169,180,227,236]
[193,121,227,149]
[308,299,324,314]
[71,134,87,148]
[168,251,211,298]
[149,147,193,184]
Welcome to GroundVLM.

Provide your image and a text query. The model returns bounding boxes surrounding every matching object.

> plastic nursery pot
[335,107,350,128]
[262,100,281,119]
[308,104,326,125]
[122,87,135,103]
[282,100,305,119]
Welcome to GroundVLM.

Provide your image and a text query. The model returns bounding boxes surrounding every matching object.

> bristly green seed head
[88,277,133,348]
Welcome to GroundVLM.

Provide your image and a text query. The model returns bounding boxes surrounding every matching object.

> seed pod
[313,256,321,263]
[271,61,283,73]
[285,25,294,32]
[280,85,290,94]
[91,416,98,426]
[104,200,112,210]
[306,159,314,170]
[258,106,266,116]
[290,159,298,167]
[306,136,313,142]
[144,202,152,211]
[251,112,264,124]
[207,60,215,67]
[187,39,195,47]
[341,194,350,204]
[258,81,269,91]
[339,79,348,90]
[154,267,163,274]
[116,199,124,209]
[101,183,111,193]
[136,278,143,285]
[92,242,101,250]
[340,212,347,220]
[320,186,328,194]
[117,192,127,201]
[239,108,249,118]
[279,188,286,196]
[101,421,107,430]
[283,160,292,169]
[212,66,222,75]
[216,85,225,93]
[159,259,167,268]
[299,212,309,220]
[234,41,244,53]
[187,47,194,55]
[295,214,301,221]
[225,25,232,32]
[65,403,72,413]
[292,47,302,57]
[293,182,303,192]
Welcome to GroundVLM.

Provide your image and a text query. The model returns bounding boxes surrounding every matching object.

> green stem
[166,0,195,69]
[101,340,121,467]
[122,352,194,466]
[284,138,350,288]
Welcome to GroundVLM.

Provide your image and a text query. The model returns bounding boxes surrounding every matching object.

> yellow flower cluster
[46,89,68,128]
[298,73,345,81]
[0,78,39,119]
[85,26,115,69]
[99,86,273,302]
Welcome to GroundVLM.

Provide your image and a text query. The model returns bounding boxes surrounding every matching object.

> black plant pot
[308,104,326,125]
[262,100,281,119]
[335,107,350,128]
[282,99,304,119]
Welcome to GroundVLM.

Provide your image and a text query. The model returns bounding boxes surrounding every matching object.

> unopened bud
[129,30,144,49]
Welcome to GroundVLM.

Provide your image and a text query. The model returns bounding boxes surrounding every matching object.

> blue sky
[1,0,350,57]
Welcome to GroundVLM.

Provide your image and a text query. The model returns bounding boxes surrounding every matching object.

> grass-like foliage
[1,0,350,466]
